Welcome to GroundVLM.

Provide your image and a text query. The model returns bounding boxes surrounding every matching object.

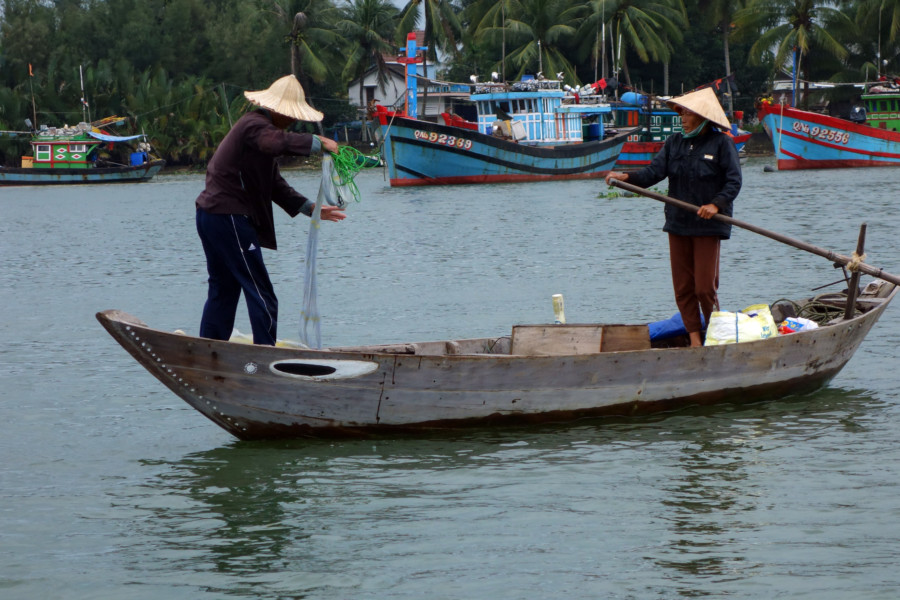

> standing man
[605,87,742,347]
[196,74,345,345]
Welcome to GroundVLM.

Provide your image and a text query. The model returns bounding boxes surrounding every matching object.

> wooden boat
[0,115,165,185]
[98,180,900,440]
[757,82,900,170]
[96,277,896,440]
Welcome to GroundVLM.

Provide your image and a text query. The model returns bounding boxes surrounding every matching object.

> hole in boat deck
[273,363,337,377]
[270,358,380,379]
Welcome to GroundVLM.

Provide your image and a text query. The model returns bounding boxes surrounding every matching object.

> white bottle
[552,294,566,324]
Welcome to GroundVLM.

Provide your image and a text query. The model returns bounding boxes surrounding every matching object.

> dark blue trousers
[196,209,278,345]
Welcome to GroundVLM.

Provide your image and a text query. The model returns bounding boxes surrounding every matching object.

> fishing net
[300,148,380,348]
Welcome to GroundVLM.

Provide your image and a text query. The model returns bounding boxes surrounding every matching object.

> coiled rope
[772,291,860,325]
[330,146,381,204]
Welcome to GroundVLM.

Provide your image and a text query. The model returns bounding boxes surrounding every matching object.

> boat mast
[28,64,37,130]
[402,33,425,118]
[501,2,506,82]
[79,65,91,123]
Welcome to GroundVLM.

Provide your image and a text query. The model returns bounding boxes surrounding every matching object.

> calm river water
[2,157,900,599]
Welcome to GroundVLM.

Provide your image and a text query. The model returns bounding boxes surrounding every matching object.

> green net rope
[330,146,381,203]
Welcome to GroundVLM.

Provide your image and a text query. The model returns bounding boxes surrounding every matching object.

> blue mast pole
[791,47,798,108]
[403,33,427,118]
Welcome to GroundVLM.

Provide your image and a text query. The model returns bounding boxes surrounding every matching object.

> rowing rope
[300,148,380,349]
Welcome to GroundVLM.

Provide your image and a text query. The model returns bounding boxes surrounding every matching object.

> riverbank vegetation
[0,0,893,167]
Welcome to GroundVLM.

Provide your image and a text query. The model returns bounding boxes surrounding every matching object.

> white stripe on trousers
[229,215,276,339]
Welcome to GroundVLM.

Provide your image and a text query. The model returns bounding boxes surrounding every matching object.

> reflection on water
[5,161,900,598]
[111,388,894,598]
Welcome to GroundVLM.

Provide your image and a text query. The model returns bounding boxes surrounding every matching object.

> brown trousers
[668,234,721,334]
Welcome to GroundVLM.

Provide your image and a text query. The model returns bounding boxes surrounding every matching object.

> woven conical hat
[244,75,323,122]
[666,87,730,130]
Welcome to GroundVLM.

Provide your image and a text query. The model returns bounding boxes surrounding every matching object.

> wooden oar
[608,178,900,287]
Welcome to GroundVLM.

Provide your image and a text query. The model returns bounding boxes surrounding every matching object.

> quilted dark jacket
[627,126,742,239]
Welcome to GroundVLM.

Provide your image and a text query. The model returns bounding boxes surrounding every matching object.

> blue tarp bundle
[87,131,143,142]
[648,312,706,341]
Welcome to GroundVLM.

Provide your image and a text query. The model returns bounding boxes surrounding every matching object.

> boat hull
[615,134,752,170]
[0,159,165,185]
[96,283,895,439]
[759,103,900,170]
[378,116,627,186]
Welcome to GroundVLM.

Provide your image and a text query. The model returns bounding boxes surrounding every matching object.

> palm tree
[465,0,517,81]
[733,0,851,109]
[472,0,586,83]
[396,0,464,62]
[337,0,398,137]
[853,0,900,76]
[270,0,342,90]
[697,0,746,115]
[577,0,688,91]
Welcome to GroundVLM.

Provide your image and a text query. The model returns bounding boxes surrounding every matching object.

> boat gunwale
[97,284,896,361]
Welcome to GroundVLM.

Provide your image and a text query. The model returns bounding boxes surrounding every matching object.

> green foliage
[599,185,667,199]
[0,0,893,166]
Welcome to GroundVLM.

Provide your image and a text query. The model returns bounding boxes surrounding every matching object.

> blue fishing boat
[757,82,900,170]
[374,87,629,187]
[0,115,165,185]
[372,34,629,187]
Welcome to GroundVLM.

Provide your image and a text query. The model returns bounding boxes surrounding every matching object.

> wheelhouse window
[35,144,51,161]
[71,144,87,153]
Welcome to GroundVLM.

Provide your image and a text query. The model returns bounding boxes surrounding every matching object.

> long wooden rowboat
[97,279,896,440]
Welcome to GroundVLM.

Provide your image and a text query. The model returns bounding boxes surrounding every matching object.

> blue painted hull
[0,159,165,185]
[759,103,900,170]
[379,116,628,186]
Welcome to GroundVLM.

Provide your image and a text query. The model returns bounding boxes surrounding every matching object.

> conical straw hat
[666,87,730,131]
[244,75,323,122]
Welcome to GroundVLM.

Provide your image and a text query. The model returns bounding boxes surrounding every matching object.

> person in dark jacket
[196,74,344,346]
[605,87,742,347]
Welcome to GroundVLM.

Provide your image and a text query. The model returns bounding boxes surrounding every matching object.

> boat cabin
[609,92,684,143]
[861,87,900,131]
[30,123,103,169]
[471,78,611,146]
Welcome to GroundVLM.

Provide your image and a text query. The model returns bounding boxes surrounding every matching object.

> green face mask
[682,119,709,138]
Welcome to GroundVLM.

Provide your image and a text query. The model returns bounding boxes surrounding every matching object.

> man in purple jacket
[195,75,345,345]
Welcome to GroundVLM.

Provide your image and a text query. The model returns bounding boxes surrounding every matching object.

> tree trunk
[291,12,324,136]
[723,26,734,117]
[663,61,669,96]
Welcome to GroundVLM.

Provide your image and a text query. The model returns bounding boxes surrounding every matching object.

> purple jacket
[195,110,317,249]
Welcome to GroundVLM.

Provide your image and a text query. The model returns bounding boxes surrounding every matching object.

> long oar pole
[608,179,900,287]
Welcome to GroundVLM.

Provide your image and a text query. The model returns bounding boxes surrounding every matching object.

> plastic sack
[742,304,778,339]
[704,304,777,346]
[229,329,308,349]
[779,316,819,335]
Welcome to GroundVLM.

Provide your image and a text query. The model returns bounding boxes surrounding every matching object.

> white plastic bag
[705,304,777,346]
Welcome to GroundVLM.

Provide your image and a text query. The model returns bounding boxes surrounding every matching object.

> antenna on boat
[878,4,883,78]
[501,2,506,83]
[79,65,91,123]
[28,63,37,131]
